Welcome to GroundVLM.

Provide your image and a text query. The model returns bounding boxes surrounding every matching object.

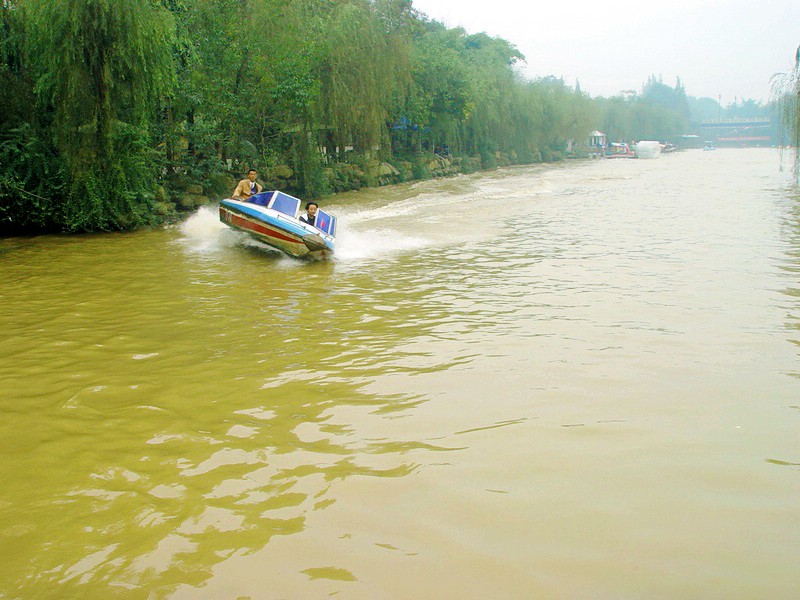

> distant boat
[605,142,635,159]
[634,140,662,159]
[703,141,716,151]
[219,191,336,260]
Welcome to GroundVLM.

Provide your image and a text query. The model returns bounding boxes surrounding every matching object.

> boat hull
[219,199,334,260]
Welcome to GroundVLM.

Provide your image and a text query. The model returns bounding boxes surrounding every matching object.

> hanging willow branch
[772,45,800,181]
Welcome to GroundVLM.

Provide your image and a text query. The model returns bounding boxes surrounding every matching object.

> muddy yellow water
[2,149,799,599]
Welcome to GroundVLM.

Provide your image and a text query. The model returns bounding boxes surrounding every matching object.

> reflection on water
[0,220,469,596]
[2,149,800,598]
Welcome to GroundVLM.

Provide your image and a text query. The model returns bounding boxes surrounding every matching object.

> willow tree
[399,20,472,155]
[0,0,51,235]
[316,0,410,154]
[0,0,30,133]
[177,0,265,172]
[774,46,800,178]
[25,0,175,231]
[242,0,325,195]
[511,78,562,162]
[459,32,524,164]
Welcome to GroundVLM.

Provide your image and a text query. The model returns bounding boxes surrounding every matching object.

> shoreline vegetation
[773,46,800,180]
[0,0,788,236]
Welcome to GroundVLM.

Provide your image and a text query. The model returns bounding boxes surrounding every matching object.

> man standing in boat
[299,201,318,226]
[232,169,262,201]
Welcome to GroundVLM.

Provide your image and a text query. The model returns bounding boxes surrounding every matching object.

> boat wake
[334,224,429,260]
[176,204,429,263]
[176,205,244,255]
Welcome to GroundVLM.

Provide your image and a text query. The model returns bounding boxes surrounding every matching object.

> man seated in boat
[231,169,262,201]
[299,201,318,226]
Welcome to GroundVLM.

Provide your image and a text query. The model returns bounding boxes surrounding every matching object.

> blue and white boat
[219,191,337,260]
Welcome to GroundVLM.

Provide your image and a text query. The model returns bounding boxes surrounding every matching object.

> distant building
[588,131,606,157]
[589,130,607,147]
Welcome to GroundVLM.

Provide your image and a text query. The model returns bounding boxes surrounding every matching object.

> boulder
[379,162,400,176]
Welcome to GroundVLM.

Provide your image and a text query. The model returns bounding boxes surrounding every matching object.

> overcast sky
[410,0,799,103]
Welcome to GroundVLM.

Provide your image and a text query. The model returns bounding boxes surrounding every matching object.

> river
[1,148,799,599]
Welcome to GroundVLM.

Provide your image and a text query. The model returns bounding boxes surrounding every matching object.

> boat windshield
[269,192,301,217]
[314,210,337,236]
[249,192,272,207]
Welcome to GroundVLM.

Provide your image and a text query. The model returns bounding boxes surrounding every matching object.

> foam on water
[176,205,240,255]
[332,200,433,261]
[333,223,429,261]
[175,202,431,264]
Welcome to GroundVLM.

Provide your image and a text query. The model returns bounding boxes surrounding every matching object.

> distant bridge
[697,118,774,146]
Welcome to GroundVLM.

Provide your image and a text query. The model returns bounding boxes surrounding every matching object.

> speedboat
[219,191,337,260]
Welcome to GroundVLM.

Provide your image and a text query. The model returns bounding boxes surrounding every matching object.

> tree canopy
[0,0,782,234]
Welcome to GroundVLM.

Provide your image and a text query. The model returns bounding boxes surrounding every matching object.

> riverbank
[172,149,575,214]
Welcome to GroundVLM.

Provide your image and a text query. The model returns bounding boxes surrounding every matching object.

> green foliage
[687,95,722,122]
[643,75,690,119]
[293,130,330,199]
[0,125,67,233]
[410,156,432,180]
[404,23,472,144]
[773,45,800,177]
[3,0,176,232]
[2,0,783,233]
[177,0,260,160]
[316,0,408,153]
[1,1,32,135]
[26,0,175,165]
[459,156,482,174]
[325,162,367,193]
[597,89,688,143]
